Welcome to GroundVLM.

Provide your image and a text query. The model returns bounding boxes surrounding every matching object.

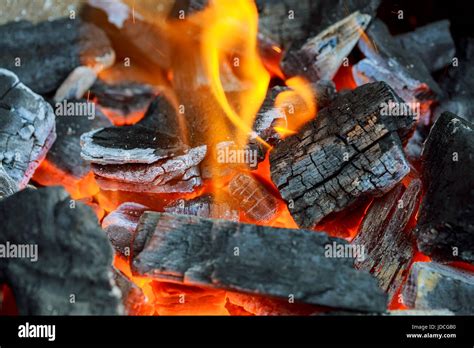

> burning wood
[102,202,150,257]
[0,69,56,189]
[395,20,455,73]
[270,82,414,229]
[228,173,278,223]
[164,194,238,221]
[352,179,422,298]
[402,262,474,314]
[0,187,121,315]
[0,18,114,96]
[282,11,372,82]
[131,212,387,312]
[113,267,151,315]
[415,112,474,263]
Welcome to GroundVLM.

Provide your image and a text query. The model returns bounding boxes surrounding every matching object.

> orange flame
[273,76,317,138]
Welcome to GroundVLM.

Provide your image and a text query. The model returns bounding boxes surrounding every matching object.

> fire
[274,76,317,138]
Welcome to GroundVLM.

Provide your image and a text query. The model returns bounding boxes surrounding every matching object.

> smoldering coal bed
[0,0,473,317]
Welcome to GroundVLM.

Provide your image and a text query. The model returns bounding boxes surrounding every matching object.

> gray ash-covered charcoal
[0,69,56,188]
[395,20,455,73]
[354,19,442,109]
[0,163,17,200]
[102,202,150,256]
[0,18,114,95]
[132,212,387,313]
[0,187,121,315]
[415,112,474,263]
[270,82,414,229]
[352,179,422,298]
[282,12,371,82]
[402,262,474,314]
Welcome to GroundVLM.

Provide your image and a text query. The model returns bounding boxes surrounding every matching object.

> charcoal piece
[252,80,336,145]
[0,187,121,315]
[90,80,156,122]
[270,82,414,228]
[164,194,238,221]
[132,212,387,312]
[282,12,371,82]
[0,18,114,95]
[415,112,474,263]
[91,145,206,194]
[112,267,149,315]
[256,0,380,49]
[355,19,442,102]
[395,20,455,73]
[102,202,150,256]
[226,292,324,316]
[0,69,56,188]
[402,262,474,314]
[80,126,187,165]
[46,100,111,179]
[228,173,278,222]
[352,179,422,298]
[53,66,102,102]
[0,164,17,200]
[139,94,182,137]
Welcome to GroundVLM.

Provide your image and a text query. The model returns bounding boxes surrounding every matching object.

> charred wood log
[270,82,414,228]
[415,112,474,263]
[353,19,442,120]
[395,20,455,73]
[90,80,156,124]
[352,179,422,298]
[0,187,121,315]
[256,0,380,50]
[131,212,387,312]
[0,18,114,95]
[282,12,371,82]
[402,262,474,314]
[102,202,150,257]
[164,194,238,221]
[0,69,56,189]
[112,267,151,315]
[227,173,278,223]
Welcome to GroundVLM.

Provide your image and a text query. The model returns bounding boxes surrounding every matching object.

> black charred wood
[131,212,387,312]
[395,20,455,73]
[352,179,422,298]
[415,112,474,263]
[0,18,113,95]
[0,187,121,315]
[270,82,414,228]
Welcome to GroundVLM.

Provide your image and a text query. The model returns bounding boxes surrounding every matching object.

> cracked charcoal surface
[0,69,56,188]
[352,179,422,298]
[270,82,414,228]
[402,262,474,314]
[0,186,121,315]
[415,112,474,263]
[0,18,113,95]
[132,212,387,313]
